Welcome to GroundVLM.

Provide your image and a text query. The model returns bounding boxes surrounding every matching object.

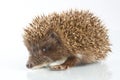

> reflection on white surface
[27,63,111,80]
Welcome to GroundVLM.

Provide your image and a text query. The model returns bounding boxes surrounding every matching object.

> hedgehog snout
[26,61,34,68]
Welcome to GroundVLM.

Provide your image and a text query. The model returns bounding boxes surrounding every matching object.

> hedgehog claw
[50,65,69,70]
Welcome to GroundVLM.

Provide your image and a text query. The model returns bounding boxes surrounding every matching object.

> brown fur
[23,10,111,70]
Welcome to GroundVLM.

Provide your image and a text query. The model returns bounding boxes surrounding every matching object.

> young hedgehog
[23,10,111,70]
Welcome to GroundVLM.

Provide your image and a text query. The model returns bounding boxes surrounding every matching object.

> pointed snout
[26,62,33,68]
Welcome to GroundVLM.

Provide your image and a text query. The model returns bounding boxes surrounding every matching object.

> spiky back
[23,10,111,58]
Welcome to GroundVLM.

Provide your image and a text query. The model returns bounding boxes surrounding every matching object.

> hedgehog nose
[26,63,33,68]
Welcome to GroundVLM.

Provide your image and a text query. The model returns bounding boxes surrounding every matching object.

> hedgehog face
[26,30,67,69]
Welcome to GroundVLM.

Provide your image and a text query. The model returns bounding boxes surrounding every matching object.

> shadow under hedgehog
[23,10,111,70]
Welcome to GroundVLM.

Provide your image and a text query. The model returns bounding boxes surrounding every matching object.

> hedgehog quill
[23,10,111,70]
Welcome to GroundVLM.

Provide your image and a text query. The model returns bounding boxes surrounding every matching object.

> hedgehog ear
[47,29,57,38]
[47,30,61,44]
[50,32,57,39]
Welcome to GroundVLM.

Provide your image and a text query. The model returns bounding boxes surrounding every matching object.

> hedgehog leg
[50,56,81,70]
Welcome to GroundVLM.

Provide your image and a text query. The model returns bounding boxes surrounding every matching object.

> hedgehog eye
[42,48,46,52]
[42,45,51,52]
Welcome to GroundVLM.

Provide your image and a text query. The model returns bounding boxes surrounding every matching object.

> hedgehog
[23,10,111,70]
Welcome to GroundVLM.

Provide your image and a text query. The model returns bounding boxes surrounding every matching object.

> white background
[0,0,120,80]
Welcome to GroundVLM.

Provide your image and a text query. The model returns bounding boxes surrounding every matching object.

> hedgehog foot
[50,65,69,70]
[50,56,80,70]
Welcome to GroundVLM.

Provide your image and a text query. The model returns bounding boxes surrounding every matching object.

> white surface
[0,0,120,80]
